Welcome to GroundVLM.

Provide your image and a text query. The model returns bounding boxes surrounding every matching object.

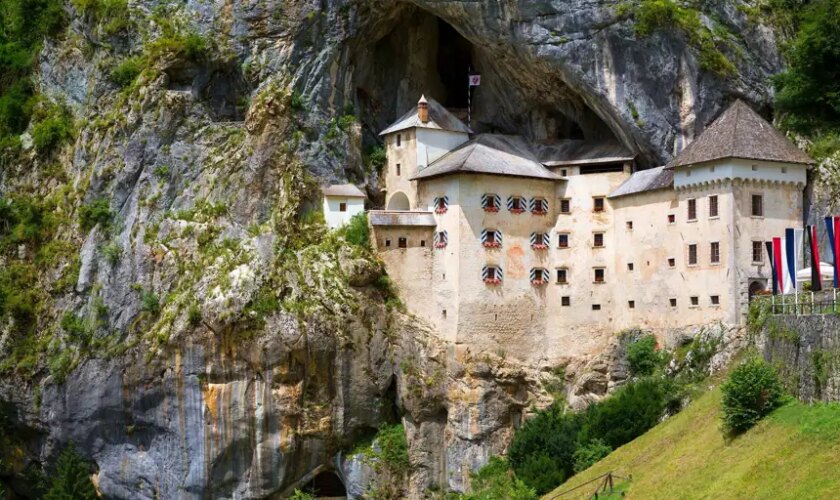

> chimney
[418,94,429,123]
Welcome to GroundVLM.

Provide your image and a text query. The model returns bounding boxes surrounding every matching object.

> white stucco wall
[415,128,469,170]
[673,158,808,189]
[323,196,365,229]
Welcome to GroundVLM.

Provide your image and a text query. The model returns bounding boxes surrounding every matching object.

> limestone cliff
[0,0,784,498]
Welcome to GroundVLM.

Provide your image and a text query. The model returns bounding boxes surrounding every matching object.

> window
[481,193,500,212]
[710,295,720,305]
[481,229,502,248]
[751,164,758,171]
[434,230,448,248]
[530,268,550,285]
[339,202,347,212]
[560,199,571,214]
[626,221,633,230]
[558,233,569,248]
[396,134,402,147]
[420,240,426,247]
[781,166,788,173]
[592,304,601,311]
[752,241,764,263]
[398,237,407,248]
[688,244,698,265]
[627,262,634,271]
[690,296,699,306]
[530,197,548,215]
[628,300,635,309]
[670,298,677,307]
[668,214,676,224]
[556,269,568,284]
[561,296,571,307]
[531,232,550,249]
[710,242,720,264]
[593,232,604,248]
[668,257,676,268]
[594,268,605,283]
[709,195,718,218]
[751,194,763,217]
[442,309,447,319]
[482,265,503,284]
[561,169,568,176]
[687,198,697,221]
[593,197,605,212]
[434,196,449,214]
[508,196,526,213]
[385,239,391,247]
[396,163,401,176]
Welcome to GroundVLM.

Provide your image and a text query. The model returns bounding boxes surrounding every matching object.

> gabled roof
[321,184,366,197]
[666,100,813,169]
[369,211,436,226]
[535,140,635,167]
[379,97,473,136]
[410,134,562,182]
[609,166,674,198]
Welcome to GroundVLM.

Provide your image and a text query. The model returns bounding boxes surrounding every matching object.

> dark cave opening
[300,470,347,497]
[436,18,473,109]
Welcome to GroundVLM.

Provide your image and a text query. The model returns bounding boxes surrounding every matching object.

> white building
[321,184,366,229]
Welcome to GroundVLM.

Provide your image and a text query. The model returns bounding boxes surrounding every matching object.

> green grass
[546,388,840,499]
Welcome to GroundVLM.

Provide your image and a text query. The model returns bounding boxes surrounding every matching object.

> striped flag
[827,216,840,288]
[766,241,778,295]
[784,228,804,292]
[807,224,822,291]
[773,237,785,293]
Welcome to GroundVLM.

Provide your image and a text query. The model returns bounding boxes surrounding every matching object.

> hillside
[547,388,840,499]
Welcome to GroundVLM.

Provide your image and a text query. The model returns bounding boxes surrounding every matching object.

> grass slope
[546,388,840,499]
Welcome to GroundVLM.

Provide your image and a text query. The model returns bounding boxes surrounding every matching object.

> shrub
[31,107,74,153]
[140,290,160,316]
[60,312,89,345]
[374,423,409,474]
[44,443,97,500]
[627,334,664,376]
[290,91,304,110]
[110,57,143,88]
[572,439,612,473]
[513,453,565,495]
[365,145,387,175]
[339,212,369,248]
[288,490,315,500]
[721,358,784,435]
[187,304,202,326]
[78,199,113,232]
[508,405,583,490]
[460,457,537,500]
[102,241,121,265]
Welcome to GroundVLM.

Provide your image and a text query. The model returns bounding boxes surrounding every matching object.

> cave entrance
[300,470,347,498]
[436,19,472,109]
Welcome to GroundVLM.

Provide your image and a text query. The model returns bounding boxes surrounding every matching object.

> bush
[44,443,97,500]
[110,57,143,88]
[460,457,537,500]
[60,312,89,345]
[572,439,612,473]
[627,334,664,376]
[339,212,369,248]
[78,199,113,232]
[31,107,74,153]
[513,453,565,495]
[508,405,583,491]
[288,490,315,500]
[102,241,121,265]
[721,358,785,435]
[290,91,304,110]
[374,423,409,473]
[140,290,160,316]
[365,145,387,175]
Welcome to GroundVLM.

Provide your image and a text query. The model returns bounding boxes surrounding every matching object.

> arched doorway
[387,192,410,210]
[748,280,766,300]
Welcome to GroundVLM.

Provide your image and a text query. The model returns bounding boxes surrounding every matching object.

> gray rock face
[0,0,785,498]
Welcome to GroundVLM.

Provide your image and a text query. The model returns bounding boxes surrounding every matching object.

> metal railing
[753,289,840,316]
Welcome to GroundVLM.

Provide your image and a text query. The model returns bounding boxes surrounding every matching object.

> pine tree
[44,443,97,500]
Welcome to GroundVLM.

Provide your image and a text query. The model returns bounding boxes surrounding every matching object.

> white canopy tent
[796,262,835,282]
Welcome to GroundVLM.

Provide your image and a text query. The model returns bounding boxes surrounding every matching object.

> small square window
[752,241,764,263]
[687,198,697,221]
[558,233,569,248]
[592,304,601,311]
[751,164,758,171]
[396,163,401,176]
[628,300,635,309]
[442,309,447,318]
[560,199,571,214]
[626,221,633,230]
[627,262,634,271]
[593,197,605,212]
[593,233,604,248]
[385,239,391,247]
[420,240,426,247]
[688,244,698,265]
[710,295,720,305]
[556,269,568,284]
[670,298,677,307]
[751,194,764,217]
[594,268,605,283]
[668,214,676,224]
[398,237,407,248]
[561,296,571,307]
[781,166,788,173]
[396,134,402,147]
[690,296,699,306]
[561,169,568,176]
[668,258,676,268]
[339,202,347,212]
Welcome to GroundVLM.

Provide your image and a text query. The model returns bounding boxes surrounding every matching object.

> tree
[44,443,97,500]
[721,358,785,435]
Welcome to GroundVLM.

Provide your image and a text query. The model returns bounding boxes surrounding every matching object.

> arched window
[387,192,410,210]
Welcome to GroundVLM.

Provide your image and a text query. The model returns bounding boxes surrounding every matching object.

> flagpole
[467,65,471,129]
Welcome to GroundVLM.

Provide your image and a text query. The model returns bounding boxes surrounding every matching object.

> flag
[781,231,794,294]
[807,224,822,291]
[766,241,778,295]
[785,228,804,292]
[827,216,840,288]
[468,74,481,86]
[773,237,784,293]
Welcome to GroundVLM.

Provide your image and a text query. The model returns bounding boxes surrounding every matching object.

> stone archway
[387,191,410,210]
[749,280,766,300]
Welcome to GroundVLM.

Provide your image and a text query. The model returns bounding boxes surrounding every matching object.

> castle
[361,96,812,363]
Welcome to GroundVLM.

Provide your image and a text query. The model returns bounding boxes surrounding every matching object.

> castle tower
[379,95,471,210]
